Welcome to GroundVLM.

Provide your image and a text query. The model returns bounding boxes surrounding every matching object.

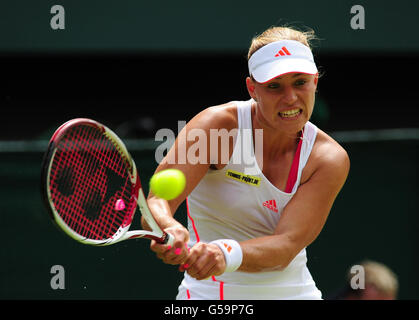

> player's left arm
[183,140,350,279]
[239,141,350,272]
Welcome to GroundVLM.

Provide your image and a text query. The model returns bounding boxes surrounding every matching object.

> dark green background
[0,0,418,53]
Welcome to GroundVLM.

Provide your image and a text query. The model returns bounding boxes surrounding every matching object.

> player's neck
[261,129,301,160]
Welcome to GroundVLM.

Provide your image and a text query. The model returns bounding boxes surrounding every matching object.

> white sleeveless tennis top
[177,99,322,300]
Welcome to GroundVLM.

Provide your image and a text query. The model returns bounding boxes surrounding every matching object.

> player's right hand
[150,224,189,266]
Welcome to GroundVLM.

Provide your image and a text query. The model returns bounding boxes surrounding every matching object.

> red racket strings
[49,124,135,240]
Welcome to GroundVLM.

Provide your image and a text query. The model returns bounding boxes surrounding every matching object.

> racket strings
[49,124,135,240]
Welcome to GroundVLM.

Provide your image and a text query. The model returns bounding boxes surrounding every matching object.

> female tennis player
[143,26,350,299]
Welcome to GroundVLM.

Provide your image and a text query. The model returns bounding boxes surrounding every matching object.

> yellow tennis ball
[149,169,186,200]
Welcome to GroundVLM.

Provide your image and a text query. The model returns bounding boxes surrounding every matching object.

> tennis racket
[41,118,174,246]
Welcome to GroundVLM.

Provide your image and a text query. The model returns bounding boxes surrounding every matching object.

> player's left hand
[179,242,226,280]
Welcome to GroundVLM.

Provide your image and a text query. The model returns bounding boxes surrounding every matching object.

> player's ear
[314,73,319,86]
[246,76,257,101]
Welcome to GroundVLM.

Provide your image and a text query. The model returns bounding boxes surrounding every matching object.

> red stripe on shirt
[186,199,224,300]
[186,197,200,242]
[285,131,304,193]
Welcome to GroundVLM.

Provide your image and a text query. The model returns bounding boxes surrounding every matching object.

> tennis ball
[149,169,186,200]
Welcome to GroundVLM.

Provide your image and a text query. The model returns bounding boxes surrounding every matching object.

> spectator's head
[345,260,399,300]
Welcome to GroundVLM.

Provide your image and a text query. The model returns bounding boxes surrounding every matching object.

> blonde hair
[348,260,399,298]
[247,26,317,60]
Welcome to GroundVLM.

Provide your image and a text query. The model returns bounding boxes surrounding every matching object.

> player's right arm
[143,103,237,265]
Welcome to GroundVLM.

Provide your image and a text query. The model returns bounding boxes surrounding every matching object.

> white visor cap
[248,40,317,83]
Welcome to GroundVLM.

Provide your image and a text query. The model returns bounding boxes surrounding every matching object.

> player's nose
[281,86,298,104]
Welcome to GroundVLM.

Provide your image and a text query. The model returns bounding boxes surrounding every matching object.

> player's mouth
[278,108,302,119]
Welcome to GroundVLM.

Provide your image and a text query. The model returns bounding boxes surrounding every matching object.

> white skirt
[176,273,322,300]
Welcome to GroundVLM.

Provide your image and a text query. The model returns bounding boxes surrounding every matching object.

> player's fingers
[152,241,188,265]
[207,259,225,277]
[150,239,172,254]
[162,226,189,264]
[164,245,188,265]
[186,255,217,280]
[164,225,190,245]
[198,262,223,280]
[190,260,217,280]
[184,246,212,278]
[151,240,176,264]
[185,242,226,278]
[178,246,195,272]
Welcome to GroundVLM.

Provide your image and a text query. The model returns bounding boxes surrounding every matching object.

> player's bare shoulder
[197,101,238,131]
[301,128,350,184]
[317,129,350,166]
[187,102,239,170]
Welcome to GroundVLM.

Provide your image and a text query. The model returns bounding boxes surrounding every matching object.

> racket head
[41,118,141,245]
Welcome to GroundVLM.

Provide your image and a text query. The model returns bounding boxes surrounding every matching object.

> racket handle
[163,232,175,247]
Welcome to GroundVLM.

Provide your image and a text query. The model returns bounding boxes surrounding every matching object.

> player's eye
[294,79,307,86]
[267,82,280,89]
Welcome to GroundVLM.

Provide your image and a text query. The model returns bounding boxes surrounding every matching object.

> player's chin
[277,118,308,134]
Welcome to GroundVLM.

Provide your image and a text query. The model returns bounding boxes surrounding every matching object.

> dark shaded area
[1,52,418,141]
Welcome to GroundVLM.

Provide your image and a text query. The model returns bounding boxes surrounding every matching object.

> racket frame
[42,118,173,246]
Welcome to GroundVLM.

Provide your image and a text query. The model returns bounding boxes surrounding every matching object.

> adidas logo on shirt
[263,199,278,213]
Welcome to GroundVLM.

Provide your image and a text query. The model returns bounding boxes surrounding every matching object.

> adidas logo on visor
[275,47,291,57]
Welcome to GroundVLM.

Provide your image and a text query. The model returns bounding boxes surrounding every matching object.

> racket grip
[163,232,175,247]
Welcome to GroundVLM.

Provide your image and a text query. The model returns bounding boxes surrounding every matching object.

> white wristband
[210,239,243,273]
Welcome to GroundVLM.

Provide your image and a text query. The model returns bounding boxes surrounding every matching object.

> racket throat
[123,230,164,242]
